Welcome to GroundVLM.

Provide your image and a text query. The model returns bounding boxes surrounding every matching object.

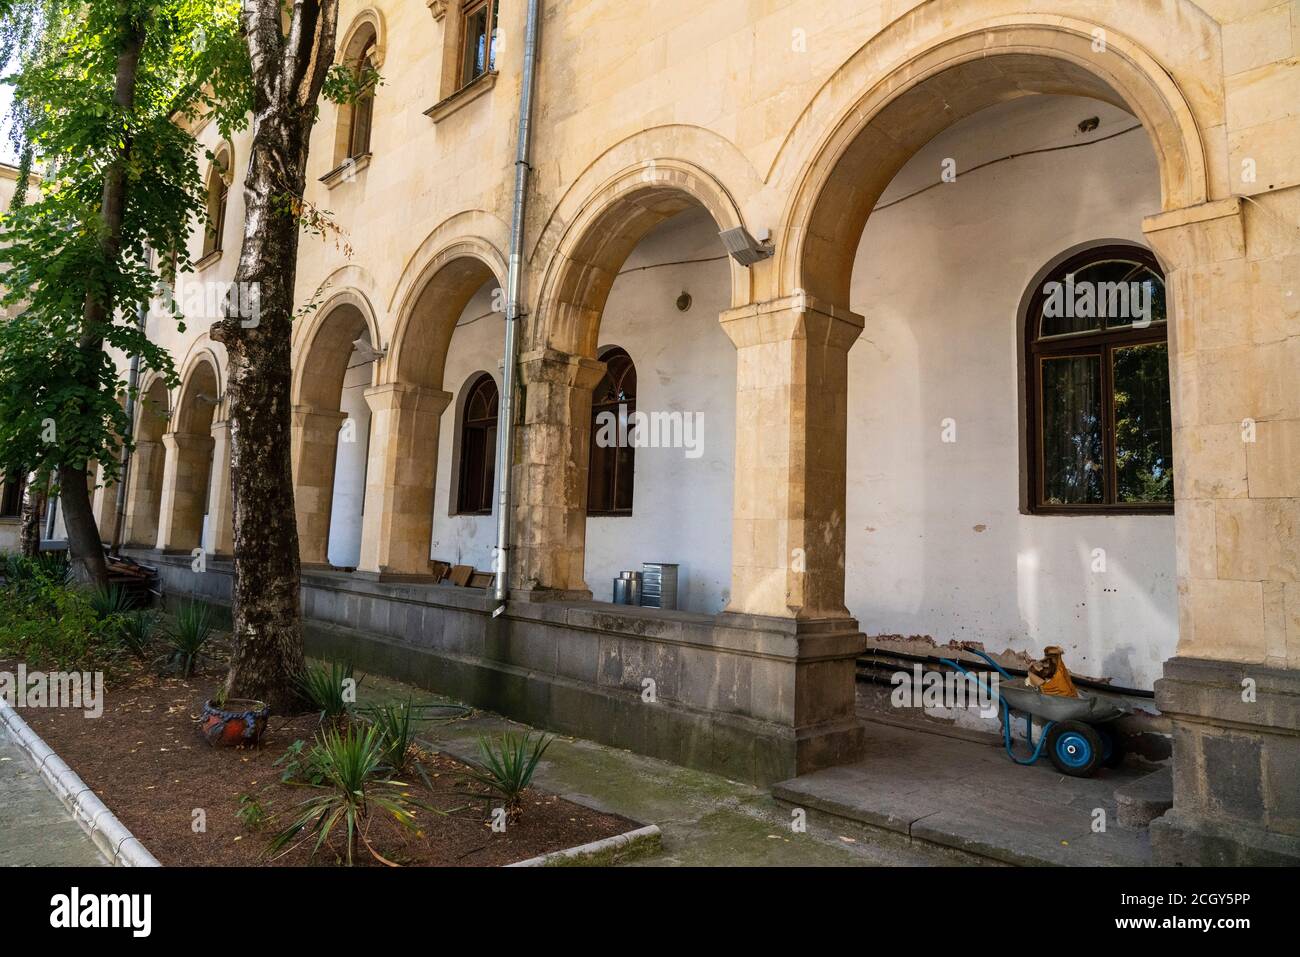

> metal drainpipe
[491,0,541,614]
[110,301,145,553]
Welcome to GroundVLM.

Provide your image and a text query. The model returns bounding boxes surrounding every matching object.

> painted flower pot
[199,698,270,748]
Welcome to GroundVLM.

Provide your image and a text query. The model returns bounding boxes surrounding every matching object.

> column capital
[362,383,452,416]
[1142,197,1244,268]
[720,295,864,350]
[161,431,215,452]
[518,347,607,391]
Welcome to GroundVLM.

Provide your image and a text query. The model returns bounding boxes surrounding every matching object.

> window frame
[201,152,230,259]
[587,347,637,518]
[454,372,499,516]
[347,38,378,161]
[457,0,499,90]
[1024,244,1173,515]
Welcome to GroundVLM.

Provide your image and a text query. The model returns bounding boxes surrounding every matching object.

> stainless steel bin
[639,562,679,610]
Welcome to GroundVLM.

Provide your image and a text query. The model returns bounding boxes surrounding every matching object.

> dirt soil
[14,662,635,867]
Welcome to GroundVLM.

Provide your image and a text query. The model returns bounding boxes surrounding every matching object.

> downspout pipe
[491,0,541,613]
[110,301,145,553]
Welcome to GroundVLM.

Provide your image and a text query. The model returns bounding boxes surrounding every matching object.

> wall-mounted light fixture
[719,226,773,267]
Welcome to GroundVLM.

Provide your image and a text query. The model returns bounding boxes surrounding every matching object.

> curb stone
[0,696,160,867]
[505,824,663,867]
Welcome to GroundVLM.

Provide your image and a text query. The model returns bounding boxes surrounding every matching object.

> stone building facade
[67,0,1300,864]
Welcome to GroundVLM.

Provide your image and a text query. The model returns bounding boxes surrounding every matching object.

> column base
[1153,656,1300,866]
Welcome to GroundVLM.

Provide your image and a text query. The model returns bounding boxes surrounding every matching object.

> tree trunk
[220,0,339,712]
[61,464,109,584]
[19,470,46,559]
[62,11,145,591]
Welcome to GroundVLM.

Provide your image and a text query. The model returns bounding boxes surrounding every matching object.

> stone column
[356,383,451,578]
[155,431,215,552]
[123,439,165,547]
[204,419,235,557]
[291,406,347,567]
[721,295,863,620]
[510,348,607,599]
[1143,196,1300,864]
[715,295,868,774]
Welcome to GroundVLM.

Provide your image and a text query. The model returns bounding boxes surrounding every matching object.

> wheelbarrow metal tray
[996,682,1129,723]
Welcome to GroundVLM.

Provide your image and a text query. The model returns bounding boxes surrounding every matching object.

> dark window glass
[588,348,636,516]
[457,374,498,514]
[0,476,24,518]
[1027,246,1173,512]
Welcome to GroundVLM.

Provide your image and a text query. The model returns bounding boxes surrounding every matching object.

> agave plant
[462,731,552,819]
[367,698,431,784]
[120,609,161,659]
[167,600,215,678]
[89,584,132,620]
[296,660,360,725]
[267,723,429,866]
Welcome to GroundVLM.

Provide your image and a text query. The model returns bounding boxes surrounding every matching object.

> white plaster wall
[846,94,1178,690]
[428,281,504,570]
[585,208,737,614]
[326,349,373,568]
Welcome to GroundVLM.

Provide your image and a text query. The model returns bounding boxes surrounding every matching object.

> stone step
[1115,766,1172,828]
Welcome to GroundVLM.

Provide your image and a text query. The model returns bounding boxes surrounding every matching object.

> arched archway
[718,16,1213,624]
[517,162,746,601]
[291,294,379,567]
[123,377,170,547]
[157,357,220,552]
[356,246,504,577]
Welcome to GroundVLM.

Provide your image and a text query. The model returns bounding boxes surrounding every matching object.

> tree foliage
[0,0,250,491]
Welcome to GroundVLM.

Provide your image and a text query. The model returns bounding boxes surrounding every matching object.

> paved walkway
[773,720,1153,866]
[0,723,107,867]
[358,672,973,866]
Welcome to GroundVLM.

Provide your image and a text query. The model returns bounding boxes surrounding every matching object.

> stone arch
[157,352,220,551]
[386,237,505,391]
[291,290,381,566]
[122,374,171,547]
[330,8,386,169]
[355,235,506,576]
[776,11,1214,307]
[530,158,750,358]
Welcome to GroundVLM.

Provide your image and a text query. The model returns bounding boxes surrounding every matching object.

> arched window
[588,347,636,516]
[347,38,377,160]
[1026,245,1172,512]
[456,373,498,514]
[201,149,230,259]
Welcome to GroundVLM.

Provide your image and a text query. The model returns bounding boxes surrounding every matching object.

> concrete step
[1115,766,1172,828]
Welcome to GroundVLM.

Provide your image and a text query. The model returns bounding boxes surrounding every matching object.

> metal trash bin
[639,562,679,610]
[612,570,642,605]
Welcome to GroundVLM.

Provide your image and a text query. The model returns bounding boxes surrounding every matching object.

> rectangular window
[1039,355,1104,506]
[0,476,24,518]
[460,0,499,88]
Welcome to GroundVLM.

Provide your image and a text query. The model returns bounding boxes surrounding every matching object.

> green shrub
[0,578,126,673]
[268,723,431,866]
[296,660,360,724]
[166,600,215,678]
[120,609,161,660]
[462,731,552,818]
[367,699,428,784]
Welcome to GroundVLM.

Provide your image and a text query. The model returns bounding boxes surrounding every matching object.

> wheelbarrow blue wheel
[1097,726,1126,768]
[1046,721,1103,777]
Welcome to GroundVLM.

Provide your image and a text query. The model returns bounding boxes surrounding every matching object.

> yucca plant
[120,609,161,659]
[89,584,132,620]
[167,600,215,678]
[367,698,430,785]
[296,660,360,725]
[267,723,428,866]
[463,731,552,819]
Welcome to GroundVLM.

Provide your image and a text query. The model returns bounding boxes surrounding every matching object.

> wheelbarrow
[937,648,1129,777]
